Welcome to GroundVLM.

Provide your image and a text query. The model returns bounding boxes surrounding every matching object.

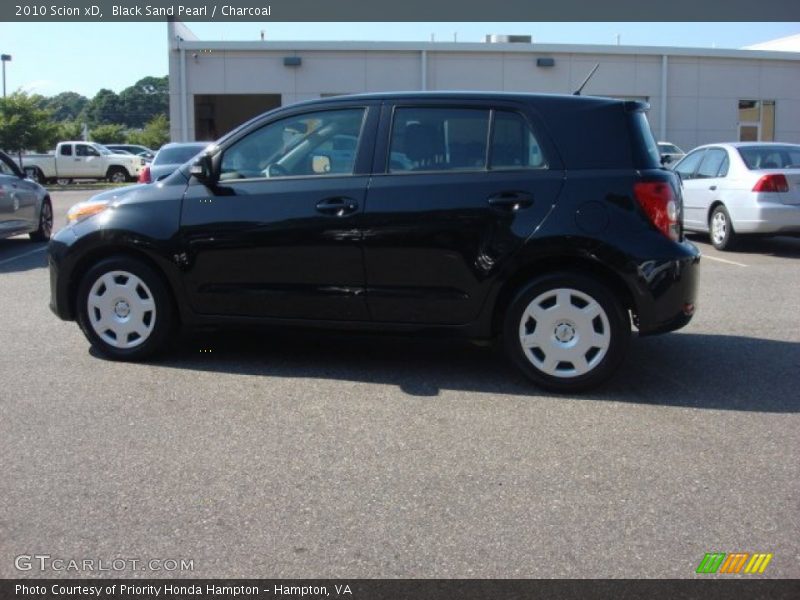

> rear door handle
[315,196,359,217]
[488,191,533,211]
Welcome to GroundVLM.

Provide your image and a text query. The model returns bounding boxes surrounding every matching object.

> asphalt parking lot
[1,189,798,578]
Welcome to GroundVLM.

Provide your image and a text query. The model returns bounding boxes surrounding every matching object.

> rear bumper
[732,201,800,234]
[634,239,701,335]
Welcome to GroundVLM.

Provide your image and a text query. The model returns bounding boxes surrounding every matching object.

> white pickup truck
[19,141,144,184]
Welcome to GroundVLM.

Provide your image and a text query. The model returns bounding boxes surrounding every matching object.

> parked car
[658,141,686,166]
[0,150,52,241]
[48,92,700,391]
[138,142,208,183]
[674,142,800,250]
[19,141,143,184]
[106,144,156,161]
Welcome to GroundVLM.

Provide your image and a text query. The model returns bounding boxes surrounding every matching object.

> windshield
[154,144,208,166]
[93,143,112,156]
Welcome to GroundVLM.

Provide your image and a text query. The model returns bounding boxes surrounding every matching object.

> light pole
[1,54,11,98]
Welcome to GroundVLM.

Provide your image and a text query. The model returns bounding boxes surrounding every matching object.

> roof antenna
[573,63,600,96]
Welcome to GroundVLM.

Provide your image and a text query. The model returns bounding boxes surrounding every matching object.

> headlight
[66,200,111,225]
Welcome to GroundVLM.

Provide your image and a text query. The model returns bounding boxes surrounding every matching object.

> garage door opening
[194,94,282,140]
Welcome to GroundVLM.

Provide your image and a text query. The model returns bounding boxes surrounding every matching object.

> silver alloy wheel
[56,178,71,186]
[87,271,156,349]
[518,288,611,378]
[40,202,52,238]
[712,210,727,245]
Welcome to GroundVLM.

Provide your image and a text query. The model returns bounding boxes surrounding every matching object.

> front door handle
[316,196,358,217]
[488,191,533,211]
[709,185,717,191]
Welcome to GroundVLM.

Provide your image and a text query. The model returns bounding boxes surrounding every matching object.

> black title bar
[2,0,800,22]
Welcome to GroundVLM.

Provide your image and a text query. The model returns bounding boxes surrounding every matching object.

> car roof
[693,142,800,149]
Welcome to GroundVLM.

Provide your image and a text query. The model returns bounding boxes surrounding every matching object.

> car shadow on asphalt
[115,328,800,412]
[0,239,48,274]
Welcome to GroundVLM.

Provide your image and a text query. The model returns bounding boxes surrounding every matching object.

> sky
[1,22,799,98]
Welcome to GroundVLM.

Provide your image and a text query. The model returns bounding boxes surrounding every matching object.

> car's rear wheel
[29,198,53,242]
[503,272,630,392]
[710,205,737,251]
[76,257,174,361]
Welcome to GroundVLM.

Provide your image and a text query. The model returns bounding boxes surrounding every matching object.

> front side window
[674,149,706,180]
[389,108,489,172]
[490,111,546,169]
[220,108,365,181]
[696,149,727,179]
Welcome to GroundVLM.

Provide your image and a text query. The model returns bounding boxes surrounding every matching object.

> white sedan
[674,142,800,250]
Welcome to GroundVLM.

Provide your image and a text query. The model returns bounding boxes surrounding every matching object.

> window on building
[738,100,776,142]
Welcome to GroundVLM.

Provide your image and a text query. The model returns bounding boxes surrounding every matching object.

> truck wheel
[76,256,175,361]
[24,167,42,183]
[29,198,53,242]
[107,167,129,184]
[56,178,72,186]
[503,272,630,392]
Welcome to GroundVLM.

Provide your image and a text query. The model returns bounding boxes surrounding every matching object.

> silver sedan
[674,142,800,250]
[0,150,52,242]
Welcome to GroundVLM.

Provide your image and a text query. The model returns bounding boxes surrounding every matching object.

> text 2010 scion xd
[48,93,700,391]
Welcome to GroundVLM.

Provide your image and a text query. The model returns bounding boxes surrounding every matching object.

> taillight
[752,173,788,193]
[138,165,151,184]
[634,181,680,241]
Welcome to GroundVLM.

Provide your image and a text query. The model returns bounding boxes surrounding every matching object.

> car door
[0,153,38,234]
[674,149,707,230]
[361,101,565,324]
[179,103,378,321]
[693,148,730,224]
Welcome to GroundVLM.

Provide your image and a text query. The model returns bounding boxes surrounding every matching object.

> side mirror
[190,153,217,185]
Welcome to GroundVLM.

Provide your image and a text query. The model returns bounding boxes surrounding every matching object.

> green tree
[58,120,84,140]
[127,114,169,149]
[0,91,59,161]
[90,123,127,144]
[43,91,89,122]
[118,76,168,128]
[85,88,124,125]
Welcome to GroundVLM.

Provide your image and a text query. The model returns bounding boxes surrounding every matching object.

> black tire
[29,198,53,242]
[76,256,175,361]
[106,167,129,184]
[503,272,630,392]
[709,205,737,251]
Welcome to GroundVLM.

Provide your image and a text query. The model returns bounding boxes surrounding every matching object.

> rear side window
[696,148,728,178]
[490,111,546,169]
[674,150,706,180]
[389,108,489,172]
[60,145,72,156]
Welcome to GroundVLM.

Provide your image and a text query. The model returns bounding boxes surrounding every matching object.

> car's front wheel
[503,272,630,392]
[76,257,175,360]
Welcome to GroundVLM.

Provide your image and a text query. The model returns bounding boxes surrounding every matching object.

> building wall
[168,39,800,150]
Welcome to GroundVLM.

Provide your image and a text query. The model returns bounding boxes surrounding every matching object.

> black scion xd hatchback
[49,93,700,391]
